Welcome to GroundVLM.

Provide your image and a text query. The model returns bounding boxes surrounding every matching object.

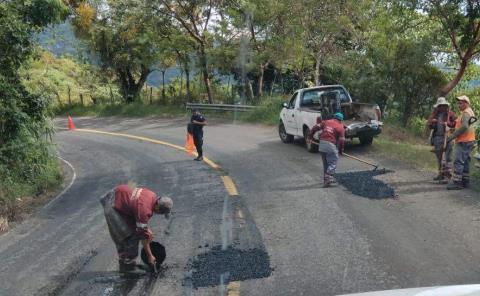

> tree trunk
[185,68,191,101]
[117,65,150,103]
[402,97,413,127]
[257,62,269,99]
[199,47,214,103]
[440,58,469,96]
[245,79,254,102]
[270,70,277,96]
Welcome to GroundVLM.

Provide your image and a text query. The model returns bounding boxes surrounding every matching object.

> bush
[241,95,287,125]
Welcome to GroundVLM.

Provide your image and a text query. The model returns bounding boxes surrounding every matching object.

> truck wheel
[359,135,373,146]
[279,122,294,143]
[304,127,318,153]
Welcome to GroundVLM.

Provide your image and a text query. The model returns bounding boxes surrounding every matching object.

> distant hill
[38,23,236,89]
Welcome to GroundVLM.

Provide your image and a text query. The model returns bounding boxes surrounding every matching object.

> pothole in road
[336,170,396,199]
[185,245,273,288]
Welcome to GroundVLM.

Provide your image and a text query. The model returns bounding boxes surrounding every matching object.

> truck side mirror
[282,102,288,108]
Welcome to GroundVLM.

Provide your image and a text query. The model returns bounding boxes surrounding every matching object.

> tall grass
[239,95,286,125]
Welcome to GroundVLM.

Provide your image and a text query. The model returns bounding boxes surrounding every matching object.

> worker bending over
[100,184,173,272]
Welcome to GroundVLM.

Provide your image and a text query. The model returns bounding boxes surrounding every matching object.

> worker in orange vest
[447,95,477,190]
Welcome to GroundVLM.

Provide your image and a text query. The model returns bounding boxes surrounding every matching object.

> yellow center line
[227,281,241,296]
[75,128,221,169]
[221,176,239,196]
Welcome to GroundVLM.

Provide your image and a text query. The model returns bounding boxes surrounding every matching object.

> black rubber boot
[447,182,464,190]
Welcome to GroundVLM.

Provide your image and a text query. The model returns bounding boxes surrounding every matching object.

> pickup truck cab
[278,85,382,152]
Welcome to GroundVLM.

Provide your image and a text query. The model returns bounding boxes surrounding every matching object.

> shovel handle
[342,152,378,169]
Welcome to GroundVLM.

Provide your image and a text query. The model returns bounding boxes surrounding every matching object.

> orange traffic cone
[68,116,76,130]
[185,133,195,155]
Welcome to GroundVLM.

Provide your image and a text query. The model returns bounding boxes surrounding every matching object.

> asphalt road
[1,116,480,296]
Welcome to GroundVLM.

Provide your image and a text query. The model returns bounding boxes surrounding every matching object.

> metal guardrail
[185,103,257,112]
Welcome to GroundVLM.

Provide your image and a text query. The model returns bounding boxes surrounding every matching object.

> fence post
[109,85,114,105]
[68,85,72,106]
[150,87,153,105]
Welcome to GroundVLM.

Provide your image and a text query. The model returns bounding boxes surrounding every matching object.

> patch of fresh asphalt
[335,170,396,199]
[186,245,272,288]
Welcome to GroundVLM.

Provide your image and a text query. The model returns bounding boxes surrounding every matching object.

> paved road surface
[1,116,480,296]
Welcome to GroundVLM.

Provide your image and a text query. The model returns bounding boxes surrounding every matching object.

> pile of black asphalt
[335,170,396,199]
[186,245,273,288]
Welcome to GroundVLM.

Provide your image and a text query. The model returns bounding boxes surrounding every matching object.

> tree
[158,53,177,102]
[294,0,355,86]
[156,0,221,104]
[414,0,480,96]
[70,0,172,102]
[1,0,68,205]
[323,1,446,126]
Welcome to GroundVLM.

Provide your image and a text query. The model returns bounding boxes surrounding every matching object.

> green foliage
[0,0,66,213]
[20,50,122,106]
[69,0,174,102]
[240,95,287,125]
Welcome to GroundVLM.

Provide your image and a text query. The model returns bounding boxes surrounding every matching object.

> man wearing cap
[427,97,456,183]
[190,109,207,161]
[447,95,477,190]
[308,112,346,187]
[100,184,173,272]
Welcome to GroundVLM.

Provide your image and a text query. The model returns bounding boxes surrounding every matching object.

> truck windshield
[300,87,350,108]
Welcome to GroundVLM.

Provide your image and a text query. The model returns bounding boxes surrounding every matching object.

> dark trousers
[453,141,475,185]
[100,191,139,265]
[193,132,203,157]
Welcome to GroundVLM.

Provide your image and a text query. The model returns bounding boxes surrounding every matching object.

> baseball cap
[456,95,470,104]
[333,112,344,121]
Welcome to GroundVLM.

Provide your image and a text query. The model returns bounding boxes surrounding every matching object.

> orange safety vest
[455,107,476,143]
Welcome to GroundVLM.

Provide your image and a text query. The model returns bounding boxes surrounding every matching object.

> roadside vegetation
[1,1,68,229]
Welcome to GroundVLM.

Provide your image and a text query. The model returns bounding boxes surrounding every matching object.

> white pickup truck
[278,85,383,152]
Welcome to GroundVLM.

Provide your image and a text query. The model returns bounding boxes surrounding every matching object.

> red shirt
[113,185,158,240]
[310,119,346,150]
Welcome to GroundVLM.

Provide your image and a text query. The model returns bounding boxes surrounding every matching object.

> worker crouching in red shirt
[100,184,173,273]
[308,112,346,187]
